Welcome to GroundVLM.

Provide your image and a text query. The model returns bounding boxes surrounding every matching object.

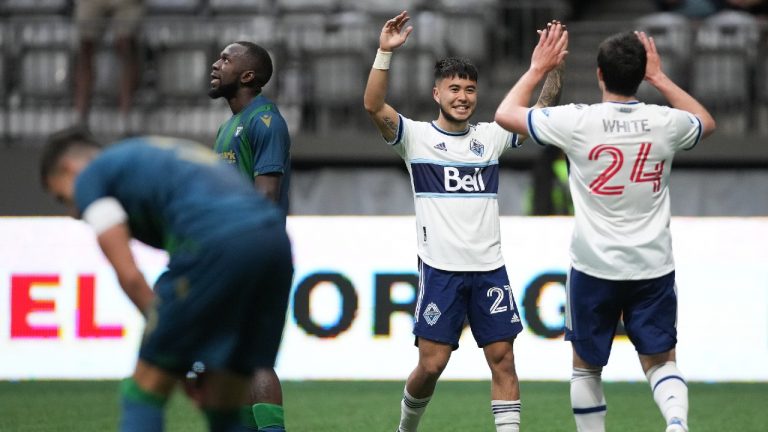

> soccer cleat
[665,417,688,432]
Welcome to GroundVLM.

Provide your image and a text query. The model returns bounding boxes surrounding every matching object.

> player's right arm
[363,11,413,143]
[79,194,154,314]
[636,31,716,138]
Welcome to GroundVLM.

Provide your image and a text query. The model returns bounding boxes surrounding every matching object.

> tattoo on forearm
[537,63,565,108]
[383,116,397,133]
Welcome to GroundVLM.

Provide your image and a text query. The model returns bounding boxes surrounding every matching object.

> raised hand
[379,11,413,52]
[635,31,664,83]
[530,21,569,75]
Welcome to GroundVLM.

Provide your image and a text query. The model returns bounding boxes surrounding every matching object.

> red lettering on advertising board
[76,275,124,338]
[10,275,60,338]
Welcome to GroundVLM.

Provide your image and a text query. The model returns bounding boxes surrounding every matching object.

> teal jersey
[74,136,282,256]
[214,95,291,216]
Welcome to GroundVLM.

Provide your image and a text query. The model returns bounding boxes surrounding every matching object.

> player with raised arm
[208,41,291,431]
[39,128,293,432]
[494,24,716,432]
[364,12,565,432]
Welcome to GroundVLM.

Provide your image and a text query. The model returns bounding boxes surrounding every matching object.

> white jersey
[389,115,519,271]
[528,102,702,280]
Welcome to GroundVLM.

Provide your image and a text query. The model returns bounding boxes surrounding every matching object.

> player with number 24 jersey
[527,102,702,280]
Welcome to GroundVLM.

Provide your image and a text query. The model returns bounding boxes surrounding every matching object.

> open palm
[379,11,413,51]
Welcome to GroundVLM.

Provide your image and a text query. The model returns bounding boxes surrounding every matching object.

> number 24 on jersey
[588,142,664,196]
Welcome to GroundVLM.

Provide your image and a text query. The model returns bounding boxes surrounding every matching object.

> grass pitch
[0,380,766,431]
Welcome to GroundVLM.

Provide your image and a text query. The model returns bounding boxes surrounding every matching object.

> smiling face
[433,75,478,127]
[208,43,250,99]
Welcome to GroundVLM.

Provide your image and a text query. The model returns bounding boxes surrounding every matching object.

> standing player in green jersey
[208,41,291,432]
[209,41,291,216]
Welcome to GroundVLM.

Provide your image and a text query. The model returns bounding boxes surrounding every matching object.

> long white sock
[398,387,430,432]
[571,367,607,432]
[491,399,521,432]
[646,361,688,429]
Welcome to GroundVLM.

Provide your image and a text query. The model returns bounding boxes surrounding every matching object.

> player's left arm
[249,115,289,203]
[495,22,568,136]
[254,174,282,203]
[97,223,155,314]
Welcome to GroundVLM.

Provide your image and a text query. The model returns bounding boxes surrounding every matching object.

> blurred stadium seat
[307,50,366,131]
[339,0,420,15]
[6,16,75,141]
[145,0,202,15]
[635,12,692,104]
[213,15,278,49]
[692,10,760,134]
[276,0,338,13]
[438,0,498,12]
[2,0,68,15]
[388,47,436,114]
[156,49,209,101]
[0,22,6,143]
[141,16,215,138]
[279,12,329,54]
[444,12,490,66]
[208,0,274,14]
[756,30,768,135]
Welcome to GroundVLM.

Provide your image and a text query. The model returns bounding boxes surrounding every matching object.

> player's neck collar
[431,121,470,136]
[605,100,641,105]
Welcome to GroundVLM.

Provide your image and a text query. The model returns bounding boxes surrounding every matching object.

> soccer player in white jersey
[495,24,716,432]
[364,11,565,432]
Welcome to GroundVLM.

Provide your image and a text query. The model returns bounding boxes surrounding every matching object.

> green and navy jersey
[214,95,291,215]
[74,136,282,256]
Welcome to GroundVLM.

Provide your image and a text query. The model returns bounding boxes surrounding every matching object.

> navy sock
[119,378,167,432]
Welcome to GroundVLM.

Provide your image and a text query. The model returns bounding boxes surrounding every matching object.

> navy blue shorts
[565,268,678,367]
[139,224,293,376]
[413,260,523,349]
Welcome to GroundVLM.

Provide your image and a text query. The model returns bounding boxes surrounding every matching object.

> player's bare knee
[639,349,676,374]
[417,355,450,378]
[483,339,515,366]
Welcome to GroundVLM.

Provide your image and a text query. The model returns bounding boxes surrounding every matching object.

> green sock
[252,403,285,430]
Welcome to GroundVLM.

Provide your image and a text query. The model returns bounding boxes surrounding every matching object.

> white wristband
[372,49,392,70]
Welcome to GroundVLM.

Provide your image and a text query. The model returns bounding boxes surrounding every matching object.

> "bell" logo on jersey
[444,167,486,192]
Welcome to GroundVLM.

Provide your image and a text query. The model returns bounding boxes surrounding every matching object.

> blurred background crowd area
[1,0,767,216]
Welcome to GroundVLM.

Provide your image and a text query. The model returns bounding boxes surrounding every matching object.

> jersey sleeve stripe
[684,115,703,151]
[508,132,521,149]
[386,114,405,146]
[526,109,546,147]
[81,197,128,235]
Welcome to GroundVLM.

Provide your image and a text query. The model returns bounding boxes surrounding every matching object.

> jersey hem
[571,262,675,281]
[254,165,286,176]
[418,254,506,272]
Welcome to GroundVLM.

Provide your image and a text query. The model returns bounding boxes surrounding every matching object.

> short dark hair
[597,32,646,97]
[434,57,478,83]
[40,126,101,187]
[235,41,273,89]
